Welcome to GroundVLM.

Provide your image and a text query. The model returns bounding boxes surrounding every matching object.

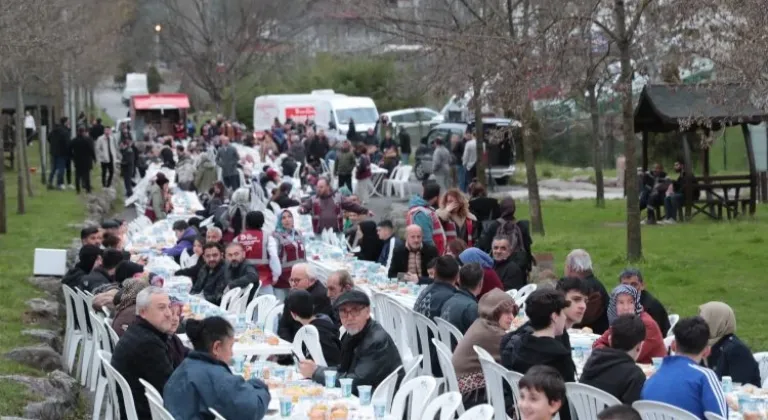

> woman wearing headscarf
[477,196,533,275]
[699,301,761,386]
[272,209,306,302]
[223,187,250,243]
[111,278,150,337]
[458,248,504,298]
[354,220,385,262]
[437,188,477,249]
[592,284,666,364]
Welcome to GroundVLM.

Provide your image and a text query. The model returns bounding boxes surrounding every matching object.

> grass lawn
[0,140,118,416]
[517,198,768,350]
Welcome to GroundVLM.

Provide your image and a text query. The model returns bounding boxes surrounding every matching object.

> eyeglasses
[289,277,304,285]
[339,306,365,318]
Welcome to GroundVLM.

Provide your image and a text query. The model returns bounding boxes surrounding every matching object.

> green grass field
[0,141,117,415]
[516,198,768,350]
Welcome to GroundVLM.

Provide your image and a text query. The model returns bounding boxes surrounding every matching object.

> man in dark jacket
[111,287,175,420]
[376,220,403,269]
[413,256,458,376]
[62,245,102,289]
[565,249,610,334]
[224,243,259,301]
[501,288,575,420]
[278,263,333,342]
[299,290,402,394]
[398,126,411,164]
[80,249,123,293]
[70,126,96,194]
[191,242,228,305]
[271,182,301,209]
[119,137,135,197]
[580,314,647,404]
[478,197,533,274]
[491,236,527,291]
[286,290,342,366]
[387,224,439,282]
[619,268,671,336]
[89,118,105,141]
[440,262,483,335]
[48,117,71,190]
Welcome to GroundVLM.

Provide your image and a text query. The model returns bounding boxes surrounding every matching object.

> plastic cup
[339,378,353,398]
[358,385,372,405]
[279,396,292,417]
[722,375,733,393]
[324,370,338,388]
[651,357,663,370]
[373,398,387,418]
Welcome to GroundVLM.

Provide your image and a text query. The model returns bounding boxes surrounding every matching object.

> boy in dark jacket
[440,262,483,335]
[501,288,575,420]
[580,314,647,404]
[285,290,342,366]
[191,242,227,305]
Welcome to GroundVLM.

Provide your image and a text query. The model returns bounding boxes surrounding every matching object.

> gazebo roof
[633,84,768,133]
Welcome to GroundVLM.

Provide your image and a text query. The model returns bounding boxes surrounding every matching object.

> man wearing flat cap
[298,290,402,394]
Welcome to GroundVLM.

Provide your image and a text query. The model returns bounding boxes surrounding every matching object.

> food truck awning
[132,93,190,110]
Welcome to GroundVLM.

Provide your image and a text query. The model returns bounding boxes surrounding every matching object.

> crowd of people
[54,111,761,420]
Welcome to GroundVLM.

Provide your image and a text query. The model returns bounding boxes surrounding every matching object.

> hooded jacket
[162,227,198,259]
[194,154,218,193]
[494,256,526,291]
[579,348,646,404]
[440,288,479,335]
[501,326,575,420]
[574,273,611,334]
[407,195,438,247]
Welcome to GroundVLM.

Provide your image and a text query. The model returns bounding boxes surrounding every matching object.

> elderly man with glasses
[299,290,402,395]
[277,263,333,343]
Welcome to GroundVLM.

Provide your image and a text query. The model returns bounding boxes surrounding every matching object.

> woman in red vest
[272,209,306,302]
[234,211,281,298]
[437,188,477,249]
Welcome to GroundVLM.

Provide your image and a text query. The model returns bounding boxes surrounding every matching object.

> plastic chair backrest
[228,284,254,314]
[565,382,622,420]
[664,336,675,353]
[505,289,518,299]
[390,376,438,420]
[293,325,328,367]
[99,350,140,420]
[476,347,520,420]
[420,391,462,420]
[435,317,464,350]
[264,304,284,334]
[105,319,120,350]
[90,311,111,356]
[632,401,700,420]
[72,288,92,336]
[371,366,403,413]
[209,407,228,420]
[180,248,193,268]
[756,352,768,387]
[403,355,423,384]
[411,310,439,376]
[704,412,726,420]
[432,339,465,415]
[457,404,495,420]
[387,298,417,360]
[668,314,680,337]
[219,287,242,311]
[244,295,278,325]
[513,284,537,306]
[146,392,174,420]
[139,378,163,402]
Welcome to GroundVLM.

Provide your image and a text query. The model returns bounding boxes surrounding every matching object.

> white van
[252,90,378,137]
[121,73,148,106]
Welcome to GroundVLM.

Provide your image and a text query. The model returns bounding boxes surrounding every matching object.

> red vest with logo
[405,206,446,255]
[235,229,272,287]
[272,230,306,289]
[443,218,474,247]
[311,194,343,234]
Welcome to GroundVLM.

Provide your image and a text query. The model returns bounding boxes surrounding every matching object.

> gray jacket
[440,288,479,335]
[432,146,451,175]
[216,145,240,176]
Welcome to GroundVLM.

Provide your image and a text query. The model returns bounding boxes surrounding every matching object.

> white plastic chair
[403,355,423,384]
[180,249,197,269]
[219,287,242,311]
[228,284,255,314]
[292,325,328,367]
[664,336,675,354]
[371,366,403,413]
[139,378,163,402]
[420,391,463,420]
[457,404,495,420]
[513,284,537,306]
[61,285,84,374]
[73,289,95,386]
[264,304,284,334]
[505,289,518,299]
[704,412,726,420]
[389,376,439,420]
[667,314,680,337]
[88,310,107,391]
[432,339,465,415]
[99,350,140,420]
[475,345,520,420]
[755,352,768,387]
[411,310,440,375]
[632,400,699,420]
[146,392,174,420]
[90,316,114,420]
[565,382,622,420]
[244,295,278,325]
[391,165,413,198]
[209,408,227,420]
[435,317,464,350]
[105,320,120,350]
[383,165,402,197]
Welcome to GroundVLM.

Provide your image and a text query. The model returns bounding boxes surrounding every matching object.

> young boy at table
[518,365,566,420]
[641,316,727,419]
[579,314,647,404]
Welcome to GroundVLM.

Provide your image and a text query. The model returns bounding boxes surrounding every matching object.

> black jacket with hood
[501,325,575,420]
[579,347,646,404]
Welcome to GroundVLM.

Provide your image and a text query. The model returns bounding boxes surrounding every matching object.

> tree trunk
[472,76,486,185]
[17,85,34,198]
[0,77,6,233]
[229,76,237,121]
[614,0,642,261]
[15,88,26,215]
[74,84,81,119]
[588,84,605,208]
[89,88,96,116]
[523,101,544,235]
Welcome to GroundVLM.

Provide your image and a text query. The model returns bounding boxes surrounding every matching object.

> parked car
[382,108,441,149]
[414,118,520,184]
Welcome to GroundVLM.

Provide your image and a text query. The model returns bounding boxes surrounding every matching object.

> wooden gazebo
[634,84,764,220]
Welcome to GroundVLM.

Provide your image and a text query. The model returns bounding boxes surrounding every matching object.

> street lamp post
[154,24,162,68]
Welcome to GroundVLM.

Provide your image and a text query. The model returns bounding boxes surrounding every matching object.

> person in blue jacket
[699,301,761,387]
[641,316,727,419]
[163,317,271,420]
[161,220,197,263]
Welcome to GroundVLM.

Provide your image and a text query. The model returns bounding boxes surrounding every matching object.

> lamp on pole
[154,24,162,68]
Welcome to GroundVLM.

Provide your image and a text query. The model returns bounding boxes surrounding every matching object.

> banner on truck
[285,106,316,121]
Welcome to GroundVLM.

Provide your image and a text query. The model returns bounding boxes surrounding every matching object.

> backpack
[495,219,526,255]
